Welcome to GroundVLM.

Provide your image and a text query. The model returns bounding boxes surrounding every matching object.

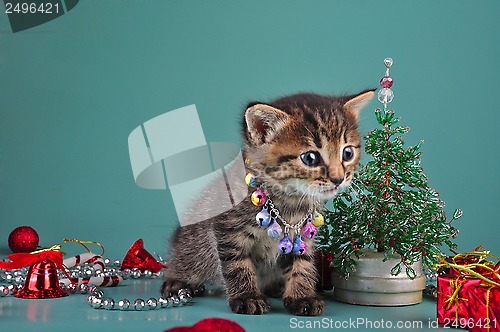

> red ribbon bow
[0,248,72,281]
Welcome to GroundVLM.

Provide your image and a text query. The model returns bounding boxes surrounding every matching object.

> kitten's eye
[300,151,321,167]
[342,146,355,162]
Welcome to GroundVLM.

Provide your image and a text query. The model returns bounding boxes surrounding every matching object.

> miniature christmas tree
[318,58,462,279]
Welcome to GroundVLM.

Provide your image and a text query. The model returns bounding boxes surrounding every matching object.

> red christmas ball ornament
[164,318,245,332]
[192,318,245,332]
[8,226,40,253]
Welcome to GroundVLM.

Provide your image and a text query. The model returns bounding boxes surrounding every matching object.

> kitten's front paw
[284,296,324,316]
[161,279,184,297]
[161,279,203,298]
[229,294,271,315]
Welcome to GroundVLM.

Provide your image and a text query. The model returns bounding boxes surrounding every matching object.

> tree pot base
[331,250,426,306]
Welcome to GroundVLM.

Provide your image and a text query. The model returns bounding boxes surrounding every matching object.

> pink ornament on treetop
[380,76,393,88]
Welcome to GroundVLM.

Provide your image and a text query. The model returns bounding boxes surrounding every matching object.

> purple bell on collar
[278,233,293,254]
[267,219,282,239]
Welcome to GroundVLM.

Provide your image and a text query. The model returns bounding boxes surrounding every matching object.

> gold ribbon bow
[436,246,500,288]
[442,277,468,322]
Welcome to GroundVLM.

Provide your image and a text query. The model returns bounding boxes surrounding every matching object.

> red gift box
[467,285,500,332]
[437,274,483,326]
[437,247,500,330]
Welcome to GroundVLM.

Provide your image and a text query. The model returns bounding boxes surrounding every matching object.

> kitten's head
[243,90,374,203]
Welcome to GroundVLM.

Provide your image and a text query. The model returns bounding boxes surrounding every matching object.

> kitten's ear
[343,89,376,120]
[245,103,289,145]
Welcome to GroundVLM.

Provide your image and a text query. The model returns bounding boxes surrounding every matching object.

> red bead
[380,76,393,88]
[8,226,39,253]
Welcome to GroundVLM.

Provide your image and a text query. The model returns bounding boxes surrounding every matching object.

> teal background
[1,1,499,331]
[1,0,499,261]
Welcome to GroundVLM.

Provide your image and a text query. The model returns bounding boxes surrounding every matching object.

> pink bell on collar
[15,259,68,299]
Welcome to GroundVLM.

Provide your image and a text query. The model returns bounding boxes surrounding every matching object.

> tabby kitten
[161,90,374,316]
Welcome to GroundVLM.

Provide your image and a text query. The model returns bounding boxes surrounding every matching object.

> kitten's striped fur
[161,90,374,315]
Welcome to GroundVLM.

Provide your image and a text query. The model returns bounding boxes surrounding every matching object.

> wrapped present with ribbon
[467,284,500,332]
[437,274,483,325]
[436,247,500,328]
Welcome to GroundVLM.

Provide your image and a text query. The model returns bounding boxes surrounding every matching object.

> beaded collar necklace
[245,171,324,255]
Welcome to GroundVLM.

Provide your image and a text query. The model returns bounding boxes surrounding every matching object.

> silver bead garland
[0,257,193,311]
[84,287,191,311]
[2,255,442,304]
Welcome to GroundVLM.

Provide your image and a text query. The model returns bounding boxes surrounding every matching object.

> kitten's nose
[330,177,344,187]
